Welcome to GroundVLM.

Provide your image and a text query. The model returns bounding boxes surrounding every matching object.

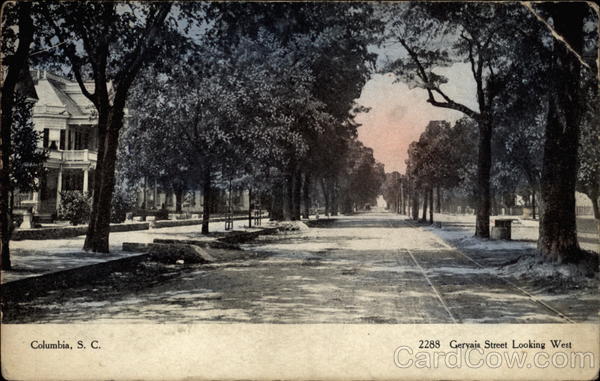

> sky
[355,61,479,174]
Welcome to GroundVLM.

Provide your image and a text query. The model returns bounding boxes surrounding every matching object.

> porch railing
[48,149,97,163]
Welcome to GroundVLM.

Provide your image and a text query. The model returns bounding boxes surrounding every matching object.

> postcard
[1,1,598,380]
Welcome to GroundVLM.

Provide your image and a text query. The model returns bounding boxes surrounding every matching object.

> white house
[16,70,109,217]
[18,70,251,218]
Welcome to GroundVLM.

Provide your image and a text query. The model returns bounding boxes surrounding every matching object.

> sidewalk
[2,217,265,284]
[425,213,599,253]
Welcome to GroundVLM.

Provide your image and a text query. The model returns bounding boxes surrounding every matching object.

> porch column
[154,179,159,209]
[83,167,89,193]
[32,191,40,214]
[56,167,63,210]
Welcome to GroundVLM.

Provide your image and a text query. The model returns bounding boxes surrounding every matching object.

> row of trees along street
[1,2,597,270]
[0,2,385,269]
[378,2,598,265]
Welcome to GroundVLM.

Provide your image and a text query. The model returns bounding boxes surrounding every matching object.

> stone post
[56,167,63,210]
[83,167,89,193]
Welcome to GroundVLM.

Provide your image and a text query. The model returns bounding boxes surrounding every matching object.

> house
[15,70,109,217]
[134,184,251,214]
[17,70,251,218]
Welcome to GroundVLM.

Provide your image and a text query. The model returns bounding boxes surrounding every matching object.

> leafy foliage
[110,186,135,223]
[9,97,47,193]
[577,83,600,216]
[118,3,382,222]
[58,191,92,225]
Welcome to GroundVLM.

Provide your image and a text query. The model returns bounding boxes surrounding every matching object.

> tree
[9,97,47,198]
[533,2,596,262]
[382,171,403,213]
[492,106,545,218]
[404,120,460,222]
[34,2,174,252]
[206,3,378,220]
[487,9,557,219]
[1,2,34,270]
[404,116,479,218]
[118,66,197,213]
[340,141,385,212]
[384,3,534,237]
[577,81,600,219]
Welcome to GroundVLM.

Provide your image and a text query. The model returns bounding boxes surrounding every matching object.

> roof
[29,70,129,124]
[30,70,97,119]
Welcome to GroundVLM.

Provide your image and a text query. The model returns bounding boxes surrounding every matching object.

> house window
[60,130,65,150]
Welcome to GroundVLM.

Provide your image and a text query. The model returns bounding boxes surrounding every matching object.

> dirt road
[3,213,597,323]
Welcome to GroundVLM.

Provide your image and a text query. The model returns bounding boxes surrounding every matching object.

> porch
[15,167,95,216]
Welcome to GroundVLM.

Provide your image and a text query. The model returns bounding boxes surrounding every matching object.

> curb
[11,215,268,241]
[1,226,282,304]
[1,253,152,303]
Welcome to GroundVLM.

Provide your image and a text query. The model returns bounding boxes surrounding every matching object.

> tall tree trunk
[429,187,434,224]
[589,189,599,219]
[292,170,302,220]
[175,187,183,213]
[1,2,33,270]
[302,173,310,219]
[331,179,338,216]
[282,172,293,221]
[421,189,428,221]
[436,186,441,213]
[490,188,495,216]
[401,194,405,215]
[83,109,122,252]
[538,3,586,263]
[142,177,147,210]
[248,187,252,228]
[270,178,284,221]
[411,191,419,220]
[589,191,599,244]
[475,118,492,238]
[320,178,329,216]
[539,100,581,261]
[201,166,211,234]
[153,179,158,209]
[400,181,404,214]
[532,191,536,220]
[402,186,412,217]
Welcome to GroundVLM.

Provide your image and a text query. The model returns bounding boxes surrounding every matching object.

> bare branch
[397,36,480,119]
[396,37,431,86]
[39,6,97,105]
[114,3,172,98]
[428,88,479,119]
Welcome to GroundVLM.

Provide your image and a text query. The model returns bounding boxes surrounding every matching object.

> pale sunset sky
[355,62,479,173]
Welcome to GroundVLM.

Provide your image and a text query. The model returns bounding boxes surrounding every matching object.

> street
[4,212,597,323]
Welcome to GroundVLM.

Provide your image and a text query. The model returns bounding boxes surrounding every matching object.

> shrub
[155,208,169,220]
[58,191,91,225]
[11,214,23,231]
[58,188,136,225]
[111,190,135,223]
